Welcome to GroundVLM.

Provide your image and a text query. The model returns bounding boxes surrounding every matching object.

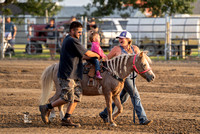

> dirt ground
[0,59,199,134]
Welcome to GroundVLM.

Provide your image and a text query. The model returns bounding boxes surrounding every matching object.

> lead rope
[133,71,136,124]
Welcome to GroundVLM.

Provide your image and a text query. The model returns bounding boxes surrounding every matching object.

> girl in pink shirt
[89,32,107,79]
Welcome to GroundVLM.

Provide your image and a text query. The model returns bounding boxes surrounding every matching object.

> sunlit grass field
[11,44,60,59]
[6,44,200,60]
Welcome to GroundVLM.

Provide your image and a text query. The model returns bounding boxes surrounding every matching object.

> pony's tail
[39,63,57,105]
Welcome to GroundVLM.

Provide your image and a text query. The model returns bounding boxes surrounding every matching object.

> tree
[0,0,62,16]
[85,0,197,17]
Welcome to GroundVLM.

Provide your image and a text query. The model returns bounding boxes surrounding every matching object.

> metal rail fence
[0,16,200,60]
[0,16,82,59]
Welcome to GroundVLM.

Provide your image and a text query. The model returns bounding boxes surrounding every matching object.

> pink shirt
[91,42,106,58]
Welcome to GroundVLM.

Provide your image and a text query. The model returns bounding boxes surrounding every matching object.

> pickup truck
[26,20,71,54]
[97,18,128,50]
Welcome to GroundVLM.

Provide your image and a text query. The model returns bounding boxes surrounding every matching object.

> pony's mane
[105,52,151,77]
[143,52,152,64]
[106,54,133,76]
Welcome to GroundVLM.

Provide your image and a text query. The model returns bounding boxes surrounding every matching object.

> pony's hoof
[110,122,117,127]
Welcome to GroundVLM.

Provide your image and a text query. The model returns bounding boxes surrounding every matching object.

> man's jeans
[100,75,148,124]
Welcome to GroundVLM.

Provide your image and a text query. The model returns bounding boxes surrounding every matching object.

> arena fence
[0,15,200,60]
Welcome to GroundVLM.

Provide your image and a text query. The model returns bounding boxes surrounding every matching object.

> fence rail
[0,16,200,60]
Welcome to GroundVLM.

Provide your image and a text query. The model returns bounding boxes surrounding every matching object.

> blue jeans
[100,73,148,124]
[87,57,100,71]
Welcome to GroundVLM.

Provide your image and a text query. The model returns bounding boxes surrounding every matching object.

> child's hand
[102,56,108,61]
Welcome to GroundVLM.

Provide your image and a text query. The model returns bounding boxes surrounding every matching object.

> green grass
[191,49,200,56]
[7,44,60,59]
[147,49,200,60]
[4,44,200,60]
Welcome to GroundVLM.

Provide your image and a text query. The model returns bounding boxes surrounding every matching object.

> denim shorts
[58,78,82,103]
[46,38,56,45]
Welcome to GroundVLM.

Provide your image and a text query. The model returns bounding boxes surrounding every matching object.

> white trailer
[126,17,200,56]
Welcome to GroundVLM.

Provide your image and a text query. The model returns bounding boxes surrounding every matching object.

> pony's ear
[139,51,144,58]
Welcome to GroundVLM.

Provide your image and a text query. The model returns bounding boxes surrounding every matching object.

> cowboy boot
[61,118,81,127]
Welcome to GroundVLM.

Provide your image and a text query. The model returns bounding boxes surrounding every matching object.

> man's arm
[84,50,100,59]
[13,26,17,39]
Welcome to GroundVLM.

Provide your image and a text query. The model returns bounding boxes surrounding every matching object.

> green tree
[85,0,196,17]
[0,0,62,16]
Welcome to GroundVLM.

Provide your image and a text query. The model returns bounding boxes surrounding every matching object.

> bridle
[133,54,151,74]
[101,54,151,82]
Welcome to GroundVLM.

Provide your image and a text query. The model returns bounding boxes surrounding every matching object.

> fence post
[0,15,5,59]
[165,16,171,60]
[0,16,2,59]
[137,18,141,47]
[80,16,84,46]
[55,16,57,57]
[165,17,168,60]
[198,39,200,57]
[180,40,186,59]
[84,16,87,49]
[45,10,48,23]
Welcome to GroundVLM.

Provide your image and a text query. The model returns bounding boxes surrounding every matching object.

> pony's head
[105,52,155,82]
[133,52,155,82]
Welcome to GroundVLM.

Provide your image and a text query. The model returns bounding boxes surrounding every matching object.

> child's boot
[96,71,102,79]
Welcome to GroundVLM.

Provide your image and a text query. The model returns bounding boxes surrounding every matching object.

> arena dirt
[0,60,199,133]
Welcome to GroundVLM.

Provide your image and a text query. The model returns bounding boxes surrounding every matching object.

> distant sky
[58,0,92,6]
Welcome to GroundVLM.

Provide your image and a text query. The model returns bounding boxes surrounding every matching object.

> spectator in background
[70,16,77,23]
[87,17,98,32]
[44,18,57,60]
[5,17,17,54]
[59,26,66,46]
[64,16,77,33]
[27,19,33,41]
